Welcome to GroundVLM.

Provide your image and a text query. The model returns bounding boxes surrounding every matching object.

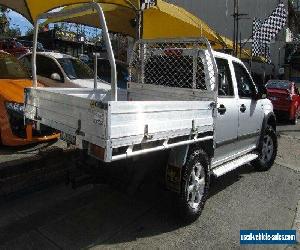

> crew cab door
[213,57,239,164]
[232,61,263,151]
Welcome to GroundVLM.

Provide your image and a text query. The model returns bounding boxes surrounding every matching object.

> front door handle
[240,104,247,113]
[218,104,227,115]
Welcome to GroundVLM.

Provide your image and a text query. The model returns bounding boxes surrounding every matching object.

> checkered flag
[252,18,263,57]
[141,0,157,10]
[252,2,287,63]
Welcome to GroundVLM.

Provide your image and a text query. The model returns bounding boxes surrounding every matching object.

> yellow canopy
[143,1,224,41]
[43,3,137,37]
[0,0,139,22]
[0,0,224,45]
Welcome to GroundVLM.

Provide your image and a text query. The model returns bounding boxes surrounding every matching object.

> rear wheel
[252,126,277,171]
[291,108,299,125]
[179,148,210,222]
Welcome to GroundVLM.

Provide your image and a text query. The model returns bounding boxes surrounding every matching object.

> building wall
[167,0,288,79]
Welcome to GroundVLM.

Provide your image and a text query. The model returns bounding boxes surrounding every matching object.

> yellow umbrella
[213,35,256,60]
[0,0,139,22]
[0,0,225,45]
[43,3,137,37]
[143,1,224,42]
[41,0,224,45]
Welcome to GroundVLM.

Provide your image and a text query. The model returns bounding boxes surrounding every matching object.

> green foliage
[25,27,34,37]
[0,6,21,38]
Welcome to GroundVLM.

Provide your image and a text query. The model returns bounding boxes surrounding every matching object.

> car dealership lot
[0,123,299,249]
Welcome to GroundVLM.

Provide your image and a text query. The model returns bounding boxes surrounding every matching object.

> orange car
[0,51,59,146]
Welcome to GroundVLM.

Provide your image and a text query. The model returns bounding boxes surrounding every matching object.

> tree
[25,27,34,37]
[6,27,21,37]
[0,7,9,34]
[0,7,22,38]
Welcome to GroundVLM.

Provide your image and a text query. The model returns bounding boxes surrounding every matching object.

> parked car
[90,58,129,89]
[0,39,30,58]
[19,52,112,90]
[17,39,45,52]
[0,51,59,146]
[266,80,300,124]
[78,54,89,63]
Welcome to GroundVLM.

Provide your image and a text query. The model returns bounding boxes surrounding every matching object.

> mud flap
[166,145,189,193]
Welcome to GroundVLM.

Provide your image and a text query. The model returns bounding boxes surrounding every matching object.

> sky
[6,9,100,38]
[7,10,33,35]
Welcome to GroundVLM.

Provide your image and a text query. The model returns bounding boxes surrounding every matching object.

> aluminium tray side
[108,101,214,148]
[25,88,109,144]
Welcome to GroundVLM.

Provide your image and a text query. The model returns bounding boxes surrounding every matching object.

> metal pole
[94,53,98,89]
[94,3,117,101]
[233,0,237,56]
[263,44,266,84]
[239,32,242,58]
[32,19,39,88]
[236,0,239,56]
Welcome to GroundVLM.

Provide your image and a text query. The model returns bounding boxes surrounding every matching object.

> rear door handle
[240,104,247,113]
[218,104,227,115]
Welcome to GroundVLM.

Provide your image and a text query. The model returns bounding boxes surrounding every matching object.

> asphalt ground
[0,163,298,249]
[0,122,299,249]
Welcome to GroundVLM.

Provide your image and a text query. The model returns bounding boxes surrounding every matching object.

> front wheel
[252,126,277,171]
[179,148,210,222]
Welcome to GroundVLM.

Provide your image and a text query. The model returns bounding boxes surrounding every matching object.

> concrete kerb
[294,200,300,243]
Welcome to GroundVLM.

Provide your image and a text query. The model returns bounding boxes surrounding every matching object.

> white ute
[24,3,277,221]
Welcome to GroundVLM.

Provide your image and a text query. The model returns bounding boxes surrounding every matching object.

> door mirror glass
[253,84,267,100]
[50,73,61,81]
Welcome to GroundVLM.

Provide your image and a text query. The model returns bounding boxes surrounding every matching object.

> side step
[212,153,258,177]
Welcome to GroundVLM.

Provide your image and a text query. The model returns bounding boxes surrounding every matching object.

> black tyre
[252,126,277,171]
[291,107,300,125]
[179,148,210,222]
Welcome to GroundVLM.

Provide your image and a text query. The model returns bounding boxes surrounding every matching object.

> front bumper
[1,107,59,146]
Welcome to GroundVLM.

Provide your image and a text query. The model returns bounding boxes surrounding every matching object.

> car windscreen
[266,81,290,90]
[0,54,29,79]
[57,58,94,79]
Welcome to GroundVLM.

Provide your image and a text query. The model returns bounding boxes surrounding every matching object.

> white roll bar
[32,2,118,101]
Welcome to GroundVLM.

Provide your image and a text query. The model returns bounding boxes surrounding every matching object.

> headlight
[5,102,24,115]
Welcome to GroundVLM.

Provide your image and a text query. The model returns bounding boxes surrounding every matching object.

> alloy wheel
[187,163,206,209]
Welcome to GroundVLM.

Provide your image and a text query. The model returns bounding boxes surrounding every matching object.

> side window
[233,62,255,98]
[36,55,63,81]
[215,58,234,97]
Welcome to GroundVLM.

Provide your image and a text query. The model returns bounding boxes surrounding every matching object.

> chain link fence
[129,39,217,91]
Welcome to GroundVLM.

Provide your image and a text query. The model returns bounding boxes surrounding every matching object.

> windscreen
[57,58,94,79]
[0,53,29,79]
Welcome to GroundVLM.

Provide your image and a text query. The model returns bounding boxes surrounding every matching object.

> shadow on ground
[0,160,257,249]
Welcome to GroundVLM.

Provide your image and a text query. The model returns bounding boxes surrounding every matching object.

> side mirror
[50,73,62,82]
[253,85,267,100]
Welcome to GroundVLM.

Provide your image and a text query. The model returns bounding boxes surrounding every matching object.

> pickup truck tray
[25,87,214,162]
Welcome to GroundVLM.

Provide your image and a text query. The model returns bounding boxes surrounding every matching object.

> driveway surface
[0,123,299,249]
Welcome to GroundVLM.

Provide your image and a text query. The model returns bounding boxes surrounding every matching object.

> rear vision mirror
[51,73,62,82]
[253,84,267,100]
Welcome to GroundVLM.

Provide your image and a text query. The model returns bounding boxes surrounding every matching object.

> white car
[19,52,111,90]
